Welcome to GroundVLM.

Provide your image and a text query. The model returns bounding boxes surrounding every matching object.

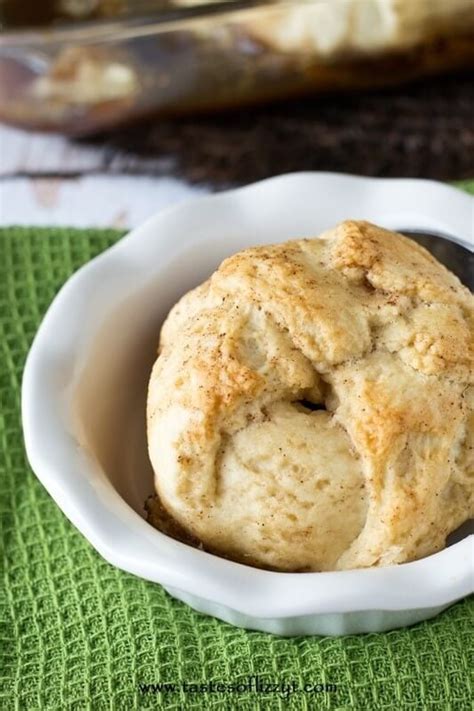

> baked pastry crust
[243,0,474,56]
[147,221,474,571]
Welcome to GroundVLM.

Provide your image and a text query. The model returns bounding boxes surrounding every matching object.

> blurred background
[1,0,473,227]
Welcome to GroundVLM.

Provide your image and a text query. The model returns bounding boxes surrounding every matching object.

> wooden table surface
[0,125,207,228]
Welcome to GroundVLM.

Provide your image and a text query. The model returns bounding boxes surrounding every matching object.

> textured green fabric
[1,187,473,710]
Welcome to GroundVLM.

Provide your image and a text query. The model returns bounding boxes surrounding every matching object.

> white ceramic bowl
[22,173,474,636]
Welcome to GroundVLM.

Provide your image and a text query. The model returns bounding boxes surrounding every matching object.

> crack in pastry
[147,220,473,571]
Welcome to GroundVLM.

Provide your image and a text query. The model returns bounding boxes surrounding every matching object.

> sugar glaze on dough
[147,221,474,571]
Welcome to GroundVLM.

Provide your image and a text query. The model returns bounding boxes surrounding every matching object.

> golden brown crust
[147,220,473,571]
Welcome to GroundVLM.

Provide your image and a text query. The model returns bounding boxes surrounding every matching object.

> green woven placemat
[1,187,473,710]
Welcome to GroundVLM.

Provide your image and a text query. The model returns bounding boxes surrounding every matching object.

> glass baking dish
[1,0,473,136]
